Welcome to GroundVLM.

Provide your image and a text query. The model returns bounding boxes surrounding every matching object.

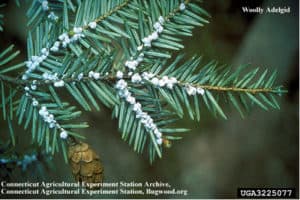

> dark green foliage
[0,0,285,163]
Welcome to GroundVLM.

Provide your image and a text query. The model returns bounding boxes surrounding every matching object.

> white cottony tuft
[93,72,100,80]
[31,84,37,90]
[154,129,162,138]
[170,77,178,84]
[186,85,197,96]
[157,26,163,33]
[158,16,165,24]
[59,33,67,41]
[41,0,49,11]
[41,48,48,55]
[179,3,186,11]
[167,83,174,89]
[50,41,60,51]
[151,77,159,86]
[137,45,143,51]
[133,103,141,112]
[73,27,83,34]
[54,80,64,87]
[116,71,123,79]
[54,41,60,47]
[142,37,151,47]
[77,73,84,80]
[32,99,39,107]
[197,87,205,95]
[48,12,58,21]
[156,138,163,145]
[126,95,136,105]
[125,60,139,70]
[149,31,159,40]
[131,73,142,83]
[159,79,166,87]
[118,88,130,98]
[115,79,127,90]
[141,72,154,80]
[137,55,144,62]
[60,131,68,139]
[153,22,161,30]
[38,106,48,116]
[88,21,97,29]
[49,123,56,128]
[50,46,59,52]
[22,75,28,80]
[88,71,94,78]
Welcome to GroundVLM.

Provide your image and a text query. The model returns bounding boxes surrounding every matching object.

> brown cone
[68,142,104,188]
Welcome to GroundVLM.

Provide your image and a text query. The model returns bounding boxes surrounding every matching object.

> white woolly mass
[118,16,166,72]
[158,16,165,24]
[38,106,56,128]
[197,87,205,95]
[115,79,127,90]
[60,130,68,139]
[88,71,100,80]
[35,103,64,131]
[151,77,159,86]
[48,12,58,21]
[41,0,49,11]
[146,75,178,89]
[21,2,190,144]
[142,37,152,47]
[93,72,100,80]
[50,41,60,52]
[88,71,94,78]
[77,73,84,80]
[156,137,163,145]
[54,80,65,87]
[185,84,197,95]
[116,71,124,79]
[31,84,37,90]
[73,27,83,34]
[126,95,136,105]
[131,73,142,83]
[24,86,30,91]
[89,21,97,29]
[115,79,163,145]
[141,15,165,48]
[137,45,143,51]
[179,3,186,11]
[141,72,155,81]
[185,84,205,96]
[153,22,161,30]
[32,98,39,106]
[24,48,49,78]
[22,75,28,80]
[54,29,85,50]
[20,16,111,142]
[42,72,58,81]
[125,60,139,70]
[143,74,205,95]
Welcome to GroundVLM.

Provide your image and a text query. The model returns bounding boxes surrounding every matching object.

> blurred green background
[0,0,298,198]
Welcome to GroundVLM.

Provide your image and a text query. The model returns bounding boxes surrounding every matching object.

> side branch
[70,0,130,35]
[14,74,280,95]
[191,84,274,94]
